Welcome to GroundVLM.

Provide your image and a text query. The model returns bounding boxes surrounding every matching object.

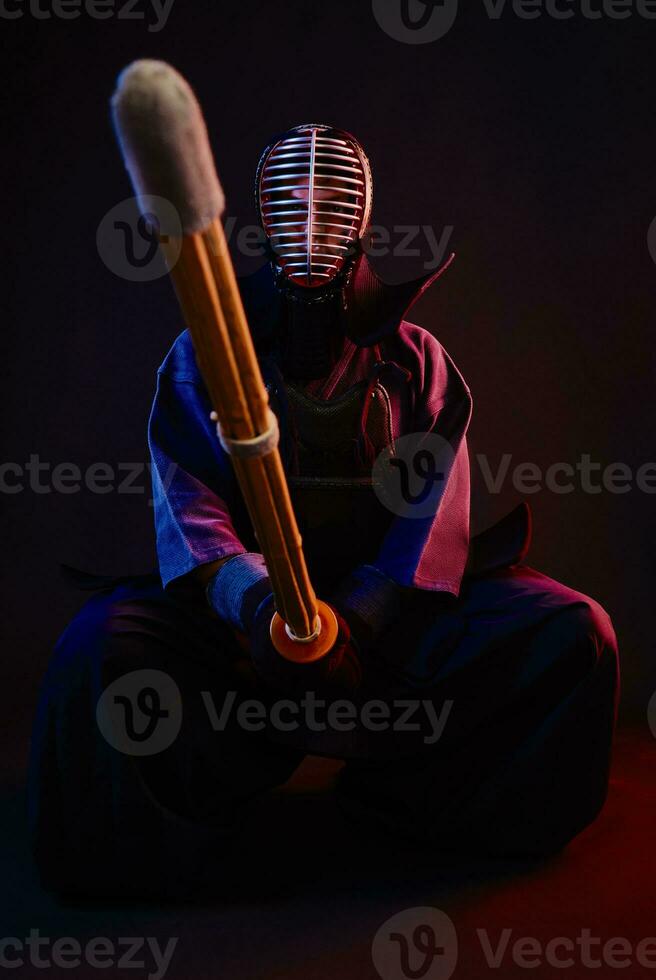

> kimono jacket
[149,311,473,601]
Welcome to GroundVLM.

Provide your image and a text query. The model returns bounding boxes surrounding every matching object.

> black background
[1,0,654,772]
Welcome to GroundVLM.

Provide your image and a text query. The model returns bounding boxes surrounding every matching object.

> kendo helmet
[256,123,373,290]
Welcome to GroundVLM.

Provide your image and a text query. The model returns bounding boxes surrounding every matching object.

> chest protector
[267,368,398,589]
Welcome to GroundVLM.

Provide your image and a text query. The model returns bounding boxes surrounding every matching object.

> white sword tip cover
[111,60,225,234]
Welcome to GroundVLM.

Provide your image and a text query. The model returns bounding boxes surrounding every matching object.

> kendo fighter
[28,62,619,899]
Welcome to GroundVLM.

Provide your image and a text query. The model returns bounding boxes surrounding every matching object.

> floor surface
[1,728,654,979]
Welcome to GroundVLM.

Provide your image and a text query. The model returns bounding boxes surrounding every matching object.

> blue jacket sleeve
[148,331,247,588]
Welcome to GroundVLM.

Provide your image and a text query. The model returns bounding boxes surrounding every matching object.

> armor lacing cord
[357,351,413,468]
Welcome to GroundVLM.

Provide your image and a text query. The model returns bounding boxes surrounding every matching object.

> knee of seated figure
[570,598,617,659]
[49,591,147,686]
[552,598,619,682]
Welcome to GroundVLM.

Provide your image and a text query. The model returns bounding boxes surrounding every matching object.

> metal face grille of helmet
[257,124,373,290]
